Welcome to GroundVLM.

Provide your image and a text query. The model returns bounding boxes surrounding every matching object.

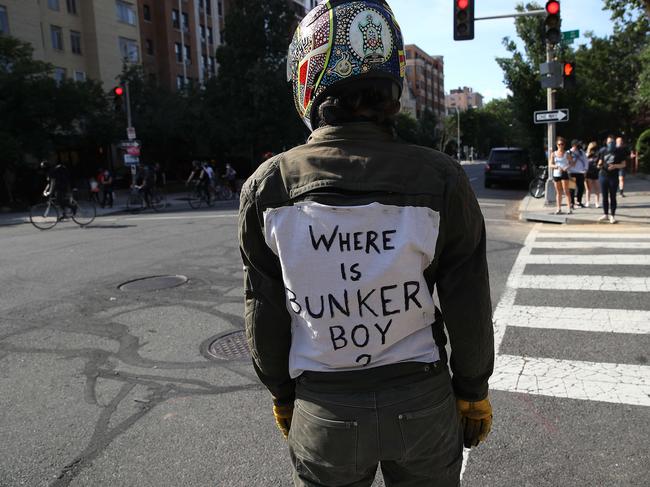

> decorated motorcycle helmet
[287,0,405,130]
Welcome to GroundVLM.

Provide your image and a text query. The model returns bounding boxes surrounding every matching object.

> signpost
[534,109,569,124]
[127,127,136,140]
[120,140,140,165]
[561,29,579,45]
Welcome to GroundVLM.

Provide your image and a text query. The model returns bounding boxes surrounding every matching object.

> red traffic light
[564,63,573,76]
[114,86,124,96]
[546,1,560,15]
[457,0,469,9]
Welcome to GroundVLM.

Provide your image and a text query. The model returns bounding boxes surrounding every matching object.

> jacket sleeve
[238,183,295,406]
[436,167,494,402]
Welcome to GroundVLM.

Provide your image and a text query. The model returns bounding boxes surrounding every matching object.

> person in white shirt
[569,139,588,209]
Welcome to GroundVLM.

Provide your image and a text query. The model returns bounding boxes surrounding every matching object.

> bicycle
[213,182,234,201]
[529,165,549,199]
[188,183,214,209]
[126,186,166,212]
[29,194,96,230]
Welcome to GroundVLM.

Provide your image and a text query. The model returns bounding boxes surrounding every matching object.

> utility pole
[455,106,461,162]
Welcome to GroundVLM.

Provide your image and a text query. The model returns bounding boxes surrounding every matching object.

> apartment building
[0,0,141,88]
[137,0,226,91]
[446,86,484,113]
[403,44,445,121]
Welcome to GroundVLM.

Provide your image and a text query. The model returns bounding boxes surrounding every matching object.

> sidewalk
[520,174,650,225]
[0,190,237,227]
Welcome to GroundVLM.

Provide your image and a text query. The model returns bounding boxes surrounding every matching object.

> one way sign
[534,109,570,124]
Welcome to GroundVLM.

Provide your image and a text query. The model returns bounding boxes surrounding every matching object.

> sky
[389,0,616,102]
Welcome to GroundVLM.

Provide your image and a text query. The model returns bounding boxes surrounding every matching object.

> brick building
[403,44,445,121]
[446,86,483,113]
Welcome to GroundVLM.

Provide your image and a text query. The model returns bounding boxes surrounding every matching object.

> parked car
[484,147,534,188]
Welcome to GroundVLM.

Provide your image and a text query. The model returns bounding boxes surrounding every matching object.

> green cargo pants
[288,364,463,487]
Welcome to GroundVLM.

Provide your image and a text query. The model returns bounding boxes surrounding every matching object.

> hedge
[637,129,650,174]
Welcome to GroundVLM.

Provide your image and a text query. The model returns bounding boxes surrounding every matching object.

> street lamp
[452,105,461,161]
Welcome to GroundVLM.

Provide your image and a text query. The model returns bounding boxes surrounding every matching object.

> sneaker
[596,203,601,208]
[555,209,563,215]
[609,215,617,224]
[620,191,625,198]
[599,214,609,222]
[585,202,590,208]
[568,208,573,214]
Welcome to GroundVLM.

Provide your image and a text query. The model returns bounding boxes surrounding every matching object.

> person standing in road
[99,168,114,208]
[239,2,494,486]
[549,136,574,214]
[569,139,588,209]
[584,142,601,208]
[597,135,628,224]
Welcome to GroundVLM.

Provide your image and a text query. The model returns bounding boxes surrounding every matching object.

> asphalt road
[1,164,647,486]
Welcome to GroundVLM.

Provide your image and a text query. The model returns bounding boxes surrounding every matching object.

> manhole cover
[203,330,250,361]
[118,275,188,292]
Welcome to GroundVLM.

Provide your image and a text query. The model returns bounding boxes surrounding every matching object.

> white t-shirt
[263,201,441,377]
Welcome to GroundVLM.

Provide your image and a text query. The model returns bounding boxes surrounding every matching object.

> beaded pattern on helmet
[287,1,405,129]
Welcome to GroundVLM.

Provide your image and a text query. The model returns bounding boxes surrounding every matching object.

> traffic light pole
[125,80,132,129]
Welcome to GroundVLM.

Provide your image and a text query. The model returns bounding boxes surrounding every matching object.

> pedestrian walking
[549,136,574,214]
[597,135,628,224]
[585,141,600,208]
[89,176,100,204]
[239,2,494,486]
[569,139,588,208]
[99,168,114,208]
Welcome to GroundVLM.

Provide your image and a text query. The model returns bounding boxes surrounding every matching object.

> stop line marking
[536,232,650,239]
[531,241,650,249]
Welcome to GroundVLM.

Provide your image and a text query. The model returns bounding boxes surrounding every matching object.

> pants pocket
[397,392,462,468]
[289,400,359,484]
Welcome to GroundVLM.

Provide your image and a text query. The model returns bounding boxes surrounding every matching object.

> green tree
[205,0,307,172]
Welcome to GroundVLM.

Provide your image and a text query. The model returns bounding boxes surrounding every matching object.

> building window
[118,37,139,62]
[172,9,179,29]
[66,0,77,14]
[200,25,205,43]
[145,39,154,55]
[182,12,189,32]
[116,1,136,25]
[201,54,207,69]
[205,0,211,14]
[176,75,186,90]
[0,6,9,35]
[174,42,182,62]
[143,4,151,21]
[70,30,81,54]
[207,27,213,44]
[48,0,60,11]
[51,25,64,51]
[218,1,222,16]
[209,56,215,74]
[53,67,66,84]
[184,44,191,62]
[74,70,86,82]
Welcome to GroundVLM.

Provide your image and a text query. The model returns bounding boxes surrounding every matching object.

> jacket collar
[307,123,396,144]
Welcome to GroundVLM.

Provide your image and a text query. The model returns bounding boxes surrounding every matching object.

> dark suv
[484,147,534,188]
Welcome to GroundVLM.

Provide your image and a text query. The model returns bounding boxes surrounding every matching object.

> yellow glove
[456,397,493,448]
[272,403,294,439]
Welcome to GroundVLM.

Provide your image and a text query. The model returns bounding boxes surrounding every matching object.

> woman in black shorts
[549,136,574,214]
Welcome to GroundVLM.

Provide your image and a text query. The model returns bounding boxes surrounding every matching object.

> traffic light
[453,0,475,41]
[563,61,576,88]
[544,1,561,45]
[113,84,125,111]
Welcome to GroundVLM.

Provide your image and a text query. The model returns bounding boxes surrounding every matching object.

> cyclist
[202,161,216,194]
[41,160,76,218]
[223,162,237,195]
[239,2,494,485]
[186,160,211,203]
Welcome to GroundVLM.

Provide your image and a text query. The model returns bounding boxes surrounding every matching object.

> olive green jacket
[239,123,493,405]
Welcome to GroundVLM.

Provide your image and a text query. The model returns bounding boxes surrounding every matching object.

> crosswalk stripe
[493,305,650,334]
[532,241,650,249]
[513,275,650,292]
[536,232,650,239]
[522,255,650,265]
[491,355,650,407]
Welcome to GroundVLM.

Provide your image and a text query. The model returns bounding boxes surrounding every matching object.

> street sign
[127,127,136,140]
[562,30,579,41]
[124,154,140,165]
[534,109,570,124]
